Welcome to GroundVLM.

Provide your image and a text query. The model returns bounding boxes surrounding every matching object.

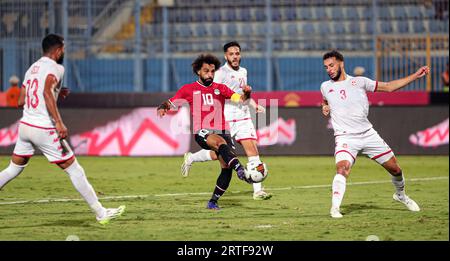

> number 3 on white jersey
[202,93,214,105]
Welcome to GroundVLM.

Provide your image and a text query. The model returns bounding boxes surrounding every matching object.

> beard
[329,67,342,81]
[200,76,213,86]
[227,58,240,70]
[57,54,64,65]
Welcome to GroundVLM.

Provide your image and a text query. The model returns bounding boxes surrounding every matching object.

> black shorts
[194,129,235,151]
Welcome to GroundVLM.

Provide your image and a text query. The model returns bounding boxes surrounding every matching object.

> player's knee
[389,166,402,176]
[4,161,27,177]
[336,162,351,177]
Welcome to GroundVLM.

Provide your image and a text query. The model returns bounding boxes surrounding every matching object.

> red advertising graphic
[409,118,449,148]
[0,120,19,147]
[257,118,296,146]
[70,107,191,156]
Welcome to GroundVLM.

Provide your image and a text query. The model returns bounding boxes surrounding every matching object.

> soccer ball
[245,161,268,183]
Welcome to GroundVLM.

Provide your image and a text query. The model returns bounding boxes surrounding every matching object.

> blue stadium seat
[210,24,222,37]
[256,23,266,36]
[361,6,373,20]
[315,7,328,20]
[195,24,208,37]
[378,6,391,20]
[346,6,360,20]
[397,20,409,33]
[209,8,222,22]
[286,23,298,35]
[177,9,191,23]
[423,5,435,19]
[223,8,237,21]
[273,41,284,51]
[299,7,313,20]
[255,7,266,21]
[192,8,207,22]
[239,8,252,21]
[241,23,253,36]
[380,20,393,33]
[394,6,408,20]
[284,7,297,21]
[287,41,299,51]
[177,24,192,37]
[348,41,363,51]
[409,5,424,19]
[226,23,238,36]
[271,7,282,21]
[334,22,346,34]
[302,22,315,34]
[330,6,344,20]
[272,23,283,36]
[348,22,361,34]
[430,20,446,33]
[318,22,330,35]
[334,41,347,51]
[365,21,374,34]
[413,20,425,33]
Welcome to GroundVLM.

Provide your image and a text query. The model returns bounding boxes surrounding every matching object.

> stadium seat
[273,40,284,51]
[241,23,254,36]
[223,8,237,21]
[209,8,222,22]
[226,23,238,36]
[408,5,423,19]
[378,6,391,20]
[380,20,393,33]
[238,8,252,21]
[284,7,297,21]
[365,21,375,34]
[330,6,344,20]
[272,23,284,36]
[210,24,222,37]
[255,7,266,21]
[286,23,298,35]
[195,24,208,37]
[397,20,410,33]
[318,22,331,35]
[315,7,328,20]
[334,22,346,34]
[302,22,315,34]
[271,7,282,21]
[178,24,193,37]
[192,8,207,22]
[348,22,361,34]
[394,6,408,20]
[346,6,360,20]
[287,41,299,51]
[299,7,313,20]
[256,23,266,36]
[413,20,425,33]
[423,5,436,19]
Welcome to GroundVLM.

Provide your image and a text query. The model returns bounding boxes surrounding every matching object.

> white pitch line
[0,176,447,206]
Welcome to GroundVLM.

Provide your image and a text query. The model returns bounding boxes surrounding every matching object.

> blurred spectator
[434,0,449,20]
[6,75,21,107]
[353,66,365,76]
[442,62,449,92]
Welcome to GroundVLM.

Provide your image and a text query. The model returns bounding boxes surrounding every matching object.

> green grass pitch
[0,155,448,241]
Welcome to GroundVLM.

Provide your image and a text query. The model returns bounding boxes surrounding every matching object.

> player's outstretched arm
[377,66,430,92]
[44,75,67,139]
[249,98,265,113]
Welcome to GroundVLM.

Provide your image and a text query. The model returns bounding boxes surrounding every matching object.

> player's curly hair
[192,53,221,75]
[323,50,344,61]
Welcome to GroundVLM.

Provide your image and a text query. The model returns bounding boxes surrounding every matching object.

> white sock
[248,156,262,192]
[0,161,26,189]
[64,160,106,218]
[332,174,347,209]
[190,149,212,163]
[391,174,405,198]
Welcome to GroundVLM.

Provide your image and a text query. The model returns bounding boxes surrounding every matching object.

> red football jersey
[169,81,236,132]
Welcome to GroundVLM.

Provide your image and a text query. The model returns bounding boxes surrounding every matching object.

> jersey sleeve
[48,64,65,83]
[218,83,236,99]
[320,82,327,100]
[359,77,378,92]
[169,85,189,108]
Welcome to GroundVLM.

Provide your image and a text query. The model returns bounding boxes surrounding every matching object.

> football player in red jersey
[157,53,253,210]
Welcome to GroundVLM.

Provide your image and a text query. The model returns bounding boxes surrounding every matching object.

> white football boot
[330,206,343,218]
[97,205,126,225]
[393,193,420,212]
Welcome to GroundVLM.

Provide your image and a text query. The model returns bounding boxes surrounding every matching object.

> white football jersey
[214,63,250,121]
[21,57,64,128]
[320,75,378,136]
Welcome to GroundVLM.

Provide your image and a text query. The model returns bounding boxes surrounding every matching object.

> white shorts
[334,128,394,166]
[13,122,74,163]
[227,118,257,143]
